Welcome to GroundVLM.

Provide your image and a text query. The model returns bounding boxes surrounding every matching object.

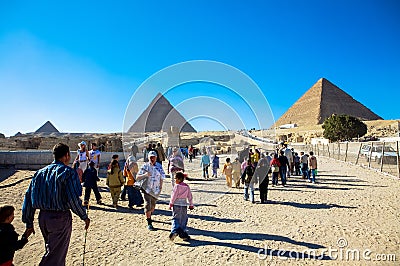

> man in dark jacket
[278,150,289,186]
[82,161,102,205]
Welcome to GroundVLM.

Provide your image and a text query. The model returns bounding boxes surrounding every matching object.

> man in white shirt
[282,143,293,177]
[136,151,165,231]
[89,143,101,173]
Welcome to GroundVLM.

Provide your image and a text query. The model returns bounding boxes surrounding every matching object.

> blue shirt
[212,156,220,168]
[22,160,88,228]
[200,154,210,167]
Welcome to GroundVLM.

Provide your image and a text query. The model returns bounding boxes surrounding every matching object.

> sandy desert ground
[1,155,399,266]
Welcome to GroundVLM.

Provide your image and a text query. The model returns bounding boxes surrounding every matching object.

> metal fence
[291,141,400,178]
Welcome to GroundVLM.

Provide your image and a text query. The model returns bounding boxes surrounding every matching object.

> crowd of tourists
[0,140,318,265]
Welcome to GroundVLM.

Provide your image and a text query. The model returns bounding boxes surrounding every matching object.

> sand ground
[0,155,399,266]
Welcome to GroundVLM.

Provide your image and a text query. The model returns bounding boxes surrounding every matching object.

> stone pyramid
[128,93,196,133]
[35,121,59,133]
[274,78,382,127]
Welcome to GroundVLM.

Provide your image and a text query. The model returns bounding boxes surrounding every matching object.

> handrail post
[380,142,385,172]
[396,141,400,178]
[355,143,362,165]
[368,142,373,168]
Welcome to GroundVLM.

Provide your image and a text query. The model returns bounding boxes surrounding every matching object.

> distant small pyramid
[274,78,382,127]
[35,121,59,133]
[128,93,196,133]
[14,132,23,136]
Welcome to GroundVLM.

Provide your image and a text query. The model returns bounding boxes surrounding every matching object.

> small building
[311,137,329,145]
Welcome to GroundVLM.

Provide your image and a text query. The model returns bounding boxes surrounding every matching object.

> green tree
[322,114,367,142]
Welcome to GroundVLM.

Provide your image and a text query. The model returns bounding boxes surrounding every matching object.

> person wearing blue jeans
[241,160,255,203]
[243,181,255,203]
[309,169,317,183]
[169,172,193,241]
[308,151,318,184]
[200,153,210,179]
[278,151,289,186]
[300,152,309,179]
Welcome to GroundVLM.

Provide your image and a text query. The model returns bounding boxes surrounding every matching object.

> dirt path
[1,156,399,265]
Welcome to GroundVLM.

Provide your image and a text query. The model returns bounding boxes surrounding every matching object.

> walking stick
[83,203,89,266]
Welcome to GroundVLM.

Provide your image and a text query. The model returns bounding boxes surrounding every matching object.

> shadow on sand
[0,169,31,189]
[269,200,356,210]
[156,200,218,208]
[0,168,17,182]
[176,228,331,260]
[88,204,143,214]
[152,209,242,223]
[288,183,361,191]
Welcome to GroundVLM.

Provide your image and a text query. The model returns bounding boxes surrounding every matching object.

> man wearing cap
[136,150,165,231]
[75,141,89,172]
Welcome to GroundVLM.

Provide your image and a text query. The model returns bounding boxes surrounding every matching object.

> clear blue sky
[0,0,399,136]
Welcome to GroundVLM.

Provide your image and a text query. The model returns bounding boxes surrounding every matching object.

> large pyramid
[35,121,59,133]
[128,93,196,133]
[274,78,382,127]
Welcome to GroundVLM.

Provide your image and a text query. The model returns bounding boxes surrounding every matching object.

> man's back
[22,161,87,227]
[300,154,308,164]
[309,156,317,169]
[278,155,288,167]
[284,148,293,161]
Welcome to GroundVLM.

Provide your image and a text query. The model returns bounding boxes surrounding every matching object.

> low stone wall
[0,151,127,170]
[0,134,123,152]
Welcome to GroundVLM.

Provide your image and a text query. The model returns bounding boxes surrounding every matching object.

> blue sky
[0,0,399,136]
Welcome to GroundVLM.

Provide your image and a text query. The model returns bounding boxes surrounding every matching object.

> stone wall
[0,134,123,152]
[0,151,126,170]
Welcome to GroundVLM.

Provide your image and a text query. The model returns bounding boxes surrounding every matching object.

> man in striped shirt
[22,143,90,265]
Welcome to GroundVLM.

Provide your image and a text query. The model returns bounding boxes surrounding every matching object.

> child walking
[82,161,102,206]
[106,160,124,208]
[169,172,194,241]
[222,158,233,188]
[270,153,281,186]
[212,155,220,178]
[72,160,83,183]
[0,205,29,266]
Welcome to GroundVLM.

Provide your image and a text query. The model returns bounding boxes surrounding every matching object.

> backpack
[244,165,254,183]
[271,164,280,173]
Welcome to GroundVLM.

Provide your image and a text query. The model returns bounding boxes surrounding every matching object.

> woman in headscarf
[168,147,185,188]
[123,154,144,208]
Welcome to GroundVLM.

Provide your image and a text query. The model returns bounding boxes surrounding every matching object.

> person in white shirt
[89,143,101,173]
[282,143,293,177]
[75,141,89,172]
[136,151,165,231]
